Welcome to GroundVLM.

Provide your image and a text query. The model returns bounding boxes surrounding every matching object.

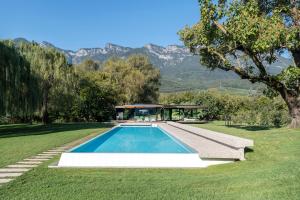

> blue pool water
[71,126,195,153]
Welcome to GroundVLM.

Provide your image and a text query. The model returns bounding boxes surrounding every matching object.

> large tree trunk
[289,106,300,128]
[278,86,300,128]
[286,95,300,128]
[41,86,50,124]
[291,49,300,67]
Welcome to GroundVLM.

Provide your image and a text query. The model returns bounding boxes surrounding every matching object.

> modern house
[115,104,205,121]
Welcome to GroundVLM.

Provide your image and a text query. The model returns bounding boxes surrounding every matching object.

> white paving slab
[42,152,61,154]
[37,154,56,156]
[38,154,57,157]
[0,173,23,178]
[0,178,13,184]
[33,156,53,159]
[55,147,69,149]
[24,158,49,161]
[0,168,30,172]
[48,150,65,152]
[7,164,38,168]
[18,161,42,164]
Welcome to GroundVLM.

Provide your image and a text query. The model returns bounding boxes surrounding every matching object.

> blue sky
[0,0,199,50]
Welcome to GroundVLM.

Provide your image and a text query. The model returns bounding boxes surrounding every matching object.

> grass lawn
[0,121,299,200]
[0,123,112,168]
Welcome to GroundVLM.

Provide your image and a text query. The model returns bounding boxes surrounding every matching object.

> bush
[160,90,290,127]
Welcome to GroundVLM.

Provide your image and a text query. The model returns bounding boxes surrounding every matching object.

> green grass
[0,121,300,200]
[0,123,112,167]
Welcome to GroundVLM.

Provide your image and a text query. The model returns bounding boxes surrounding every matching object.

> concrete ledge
[167,122,253,148]
[161,122,253,160]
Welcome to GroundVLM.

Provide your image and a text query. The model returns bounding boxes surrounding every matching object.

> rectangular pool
[71,126,195,153]
[57,124,208,168]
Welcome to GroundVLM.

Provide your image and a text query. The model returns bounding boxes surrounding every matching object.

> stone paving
[0,146,67,187]
[0,130,102,187]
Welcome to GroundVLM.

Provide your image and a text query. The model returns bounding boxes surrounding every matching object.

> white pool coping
[56,123,234,168]
[57,153,231,168]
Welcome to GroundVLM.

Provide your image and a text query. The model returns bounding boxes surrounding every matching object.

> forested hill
[13,38,292,92]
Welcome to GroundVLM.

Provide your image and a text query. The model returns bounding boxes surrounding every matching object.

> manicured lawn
[0,121,299,200]
[0,123,112,167]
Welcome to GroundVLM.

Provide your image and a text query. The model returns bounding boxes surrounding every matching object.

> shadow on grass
[224,124,270,131]
[0,122,114,139]
[245,147,254,153]
[244,147,254,158]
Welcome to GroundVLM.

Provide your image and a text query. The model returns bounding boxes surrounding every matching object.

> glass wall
[117,108,162,121]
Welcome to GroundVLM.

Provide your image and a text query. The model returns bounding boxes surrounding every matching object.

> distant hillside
[13,38,292,92]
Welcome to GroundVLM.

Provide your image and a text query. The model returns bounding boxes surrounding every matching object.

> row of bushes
[160,90,290,127]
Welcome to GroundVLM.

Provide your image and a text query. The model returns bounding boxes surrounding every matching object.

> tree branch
[205,46,263,83]
[213,21,227,35]
[213,23,269,76]
[202,46,288,92]
[244,49,268,76]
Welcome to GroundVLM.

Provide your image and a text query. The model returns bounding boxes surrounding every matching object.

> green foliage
[232,96,289,127]
[0,41,161,123]
[102,55,160,104]
[17,42,71,123]
[0,41,40,120]
[75,59,101,72]
[160,90,289,127]
[72,72,117,122]
[179,0,300,127]
[277,66,300,92]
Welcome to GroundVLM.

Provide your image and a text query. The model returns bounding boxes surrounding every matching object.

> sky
[0,0,199,50]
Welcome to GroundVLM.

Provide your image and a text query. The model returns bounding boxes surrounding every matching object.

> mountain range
[13,38,292,92]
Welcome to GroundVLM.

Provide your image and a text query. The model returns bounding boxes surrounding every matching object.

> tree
[0,41,40,121]
[127,55,161,103]
[73,71,118,121]
[179,0,300,128]
[75,59,101,72]
[102,55,160,104]
[18,42,70,123]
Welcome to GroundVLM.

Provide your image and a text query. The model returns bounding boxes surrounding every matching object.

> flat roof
[115,104,204,109]
[115,104,163,109]
[163,105,204,109]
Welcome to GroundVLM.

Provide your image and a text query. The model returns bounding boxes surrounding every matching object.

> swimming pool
[57,124,208,168]
[71,126,195,153]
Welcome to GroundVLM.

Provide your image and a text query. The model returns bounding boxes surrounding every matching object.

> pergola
[115,104,205,121]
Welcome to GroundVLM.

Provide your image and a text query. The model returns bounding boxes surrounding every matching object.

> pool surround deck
[159,122,253,160]
[55,122,253,168]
